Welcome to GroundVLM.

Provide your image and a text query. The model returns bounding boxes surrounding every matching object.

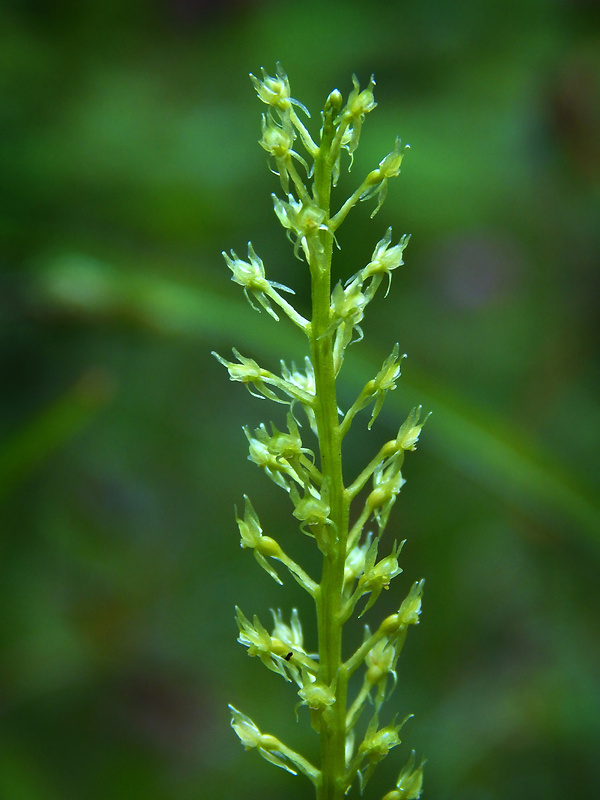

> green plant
[213,64,427,800]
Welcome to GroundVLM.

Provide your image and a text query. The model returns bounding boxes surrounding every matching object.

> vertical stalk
[225,66,426,800]
[310,128,350,800]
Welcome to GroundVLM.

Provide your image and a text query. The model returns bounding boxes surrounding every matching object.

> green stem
[329,172,374,232]
[309,120,350,800]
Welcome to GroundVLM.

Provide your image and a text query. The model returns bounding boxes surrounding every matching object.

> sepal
[382,751,426,800]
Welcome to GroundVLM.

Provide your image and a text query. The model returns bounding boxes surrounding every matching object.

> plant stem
[309,127,350,800]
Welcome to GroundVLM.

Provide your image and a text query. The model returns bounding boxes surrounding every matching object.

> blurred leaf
[34,255,600,545]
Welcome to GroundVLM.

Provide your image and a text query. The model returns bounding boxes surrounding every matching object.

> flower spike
[219,66,427,799]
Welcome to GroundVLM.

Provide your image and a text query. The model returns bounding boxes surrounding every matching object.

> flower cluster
[217,65,427,800]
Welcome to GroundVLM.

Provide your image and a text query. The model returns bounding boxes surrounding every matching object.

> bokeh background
[1,0,599,798]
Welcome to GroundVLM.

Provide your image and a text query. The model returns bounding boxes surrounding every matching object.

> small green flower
[260,412,317,473]
[340,73,377,162]
[270,608,315,686]
[229,703,264,749]
[244,424,301,491]
[298,674,336,712]
[279,356,316,397]
[355,713,411,791]
[223,242,295,321]
[236,607,310,684]
[250,62,309,117]
[270,607,305,652]
[366,454,406,530]
[297,671,336,732]
[397,579,425,627]
[272,193,330,260]
[229,705,300,775]
[361,137,409,217]
[365,637,398,704]
[260,113,309,194]
[236,495,284,585]
[360,228,410,298]
[382,751,426,800]
[331,278,368,343]
[357,539,404,616]
[211,349,287,403]
[346,73,377,118]
[396,406,430,451]
[333,75,377,177]
[344,534,372,592]
[364,344,405,430]
[359,718,403,763]
[289,482,332,550]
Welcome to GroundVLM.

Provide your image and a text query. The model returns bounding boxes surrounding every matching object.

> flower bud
[324,88,343,114]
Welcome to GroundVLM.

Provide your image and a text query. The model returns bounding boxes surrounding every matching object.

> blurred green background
[1,0,599,798]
